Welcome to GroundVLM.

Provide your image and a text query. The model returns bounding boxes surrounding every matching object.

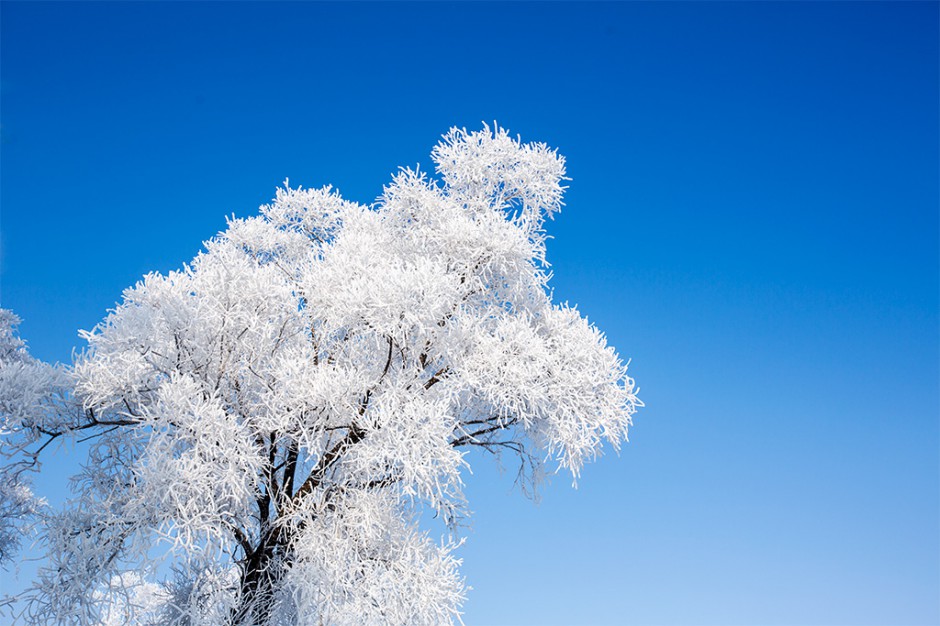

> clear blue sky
[2,2,937,625]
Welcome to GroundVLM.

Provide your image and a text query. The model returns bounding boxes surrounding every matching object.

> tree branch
[451,424,508,447]
[424,366,449,390]
[290,423,365,507]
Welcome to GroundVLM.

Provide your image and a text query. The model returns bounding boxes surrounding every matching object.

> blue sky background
[2,2,937,625]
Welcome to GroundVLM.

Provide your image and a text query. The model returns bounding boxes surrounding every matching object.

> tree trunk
[230,525,290,625]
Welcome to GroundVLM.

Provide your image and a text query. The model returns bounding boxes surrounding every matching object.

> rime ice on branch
[0,310,72,568]
[2,125,641,625]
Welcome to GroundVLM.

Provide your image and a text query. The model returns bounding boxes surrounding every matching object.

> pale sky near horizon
[2,2,938,624]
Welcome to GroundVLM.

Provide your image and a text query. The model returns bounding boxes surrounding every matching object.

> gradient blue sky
[2,2,938,625]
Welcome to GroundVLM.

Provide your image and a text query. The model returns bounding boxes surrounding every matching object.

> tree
[0,310,71,566]
[1,125,641,625]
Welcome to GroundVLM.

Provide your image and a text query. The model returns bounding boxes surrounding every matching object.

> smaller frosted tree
[0,310,72,567]
[1,125,641,625]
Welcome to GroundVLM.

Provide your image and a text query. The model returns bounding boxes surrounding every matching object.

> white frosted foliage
[1,125,640,625]
[0,311,72,568]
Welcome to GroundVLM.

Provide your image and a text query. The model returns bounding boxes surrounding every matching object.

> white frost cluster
[3,125,640,625]
[0,310,71,567]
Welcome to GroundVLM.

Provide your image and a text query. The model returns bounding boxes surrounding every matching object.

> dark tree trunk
[230,526,290,626]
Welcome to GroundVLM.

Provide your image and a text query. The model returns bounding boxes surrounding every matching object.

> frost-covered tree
[0,310,71,567]
[2,126,641,625]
